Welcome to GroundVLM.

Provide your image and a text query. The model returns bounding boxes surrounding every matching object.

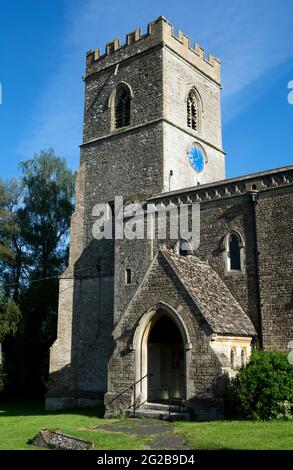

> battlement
[85,16,221,83]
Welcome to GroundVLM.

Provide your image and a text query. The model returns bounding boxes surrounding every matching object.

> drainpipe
[169,170,173,192]
[97,263,101,336]
[248,190,263,349]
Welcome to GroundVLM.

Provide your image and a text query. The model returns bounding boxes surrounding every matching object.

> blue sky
[0,0,293,179]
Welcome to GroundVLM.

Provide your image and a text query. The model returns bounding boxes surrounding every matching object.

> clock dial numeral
[188,143,205,173]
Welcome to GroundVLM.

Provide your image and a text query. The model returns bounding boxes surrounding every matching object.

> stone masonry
[46,17,293,419]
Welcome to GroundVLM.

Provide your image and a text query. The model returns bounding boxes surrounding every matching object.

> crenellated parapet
[85,16,221,83]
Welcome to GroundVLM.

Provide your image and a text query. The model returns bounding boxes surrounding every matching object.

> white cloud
[196,0,293,119]
[16,0,125,167]
[17,0,293,163]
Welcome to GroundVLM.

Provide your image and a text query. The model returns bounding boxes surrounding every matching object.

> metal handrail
[148,385,185,418]
[106,375,185,419]
[104,372,153,416]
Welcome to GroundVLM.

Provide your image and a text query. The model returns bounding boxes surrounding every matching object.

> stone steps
[142,402,183,412]
[126,402,191,421]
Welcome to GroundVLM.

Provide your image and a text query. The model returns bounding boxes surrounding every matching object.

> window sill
[225,269,245,277]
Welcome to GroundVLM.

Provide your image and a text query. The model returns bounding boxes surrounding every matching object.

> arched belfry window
[187,89,200,132]
[223,230,245,273]
[115,84,131,128]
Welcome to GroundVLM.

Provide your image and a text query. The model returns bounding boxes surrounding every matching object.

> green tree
[0,149,75,397]
[226,350,293,420]
[0,178,26,301]
[0,290,21,391]
[18,149,75,279]
[0,179,15,265]
[0,292,21,343]
[17,149,75,393]
[0,182,22,391]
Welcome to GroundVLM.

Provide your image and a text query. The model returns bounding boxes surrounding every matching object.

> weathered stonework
[29,429,94,450]
[46,17,293,419]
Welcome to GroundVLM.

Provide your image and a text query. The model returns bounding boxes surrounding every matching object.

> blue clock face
[188,143,205,173]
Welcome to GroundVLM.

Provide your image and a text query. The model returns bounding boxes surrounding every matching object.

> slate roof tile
[161,249,256,336]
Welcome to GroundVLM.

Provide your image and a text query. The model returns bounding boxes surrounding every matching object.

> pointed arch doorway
[134,305,190,405]
[148,314,185,402]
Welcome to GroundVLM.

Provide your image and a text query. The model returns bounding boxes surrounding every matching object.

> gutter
[248,190,263,349]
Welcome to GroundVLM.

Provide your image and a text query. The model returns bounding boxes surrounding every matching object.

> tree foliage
[18,149,75,276]
[0,363,5,392]
[226,350,293,420]
[0,178,26,301]
[0,149,75,396]
[0,292,21,343]
[0,293,21,391]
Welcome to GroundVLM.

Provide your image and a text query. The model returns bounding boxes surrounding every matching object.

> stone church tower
[46,17,293,419]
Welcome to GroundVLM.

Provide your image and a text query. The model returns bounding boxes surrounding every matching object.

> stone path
[91,418,191,450]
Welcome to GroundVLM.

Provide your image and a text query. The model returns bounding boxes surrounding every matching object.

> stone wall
[81,124,164,245]
[256,188,293,349]
[83,48,164,143]
[106,253,227,420]
[47,14,292,415]
[47,167,116,409]
[85,17,220,84]
[145,167,293,349]
[114,195,260,335]
[195,195,260,334]
[162,46,224,191]
[163,123,225,191]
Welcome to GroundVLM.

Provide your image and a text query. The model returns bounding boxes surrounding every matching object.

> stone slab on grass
[93,418,171,436]
[88,418,191,450]
[29,428,94,450]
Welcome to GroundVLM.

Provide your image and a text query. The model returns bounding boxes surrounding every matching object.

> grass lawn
[0,401,292,450]
[0,401,152,450]
[174,420,293,450]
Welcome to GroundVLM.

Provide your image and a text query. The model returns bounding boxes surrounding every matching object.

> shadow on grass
[0,400,105,419]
